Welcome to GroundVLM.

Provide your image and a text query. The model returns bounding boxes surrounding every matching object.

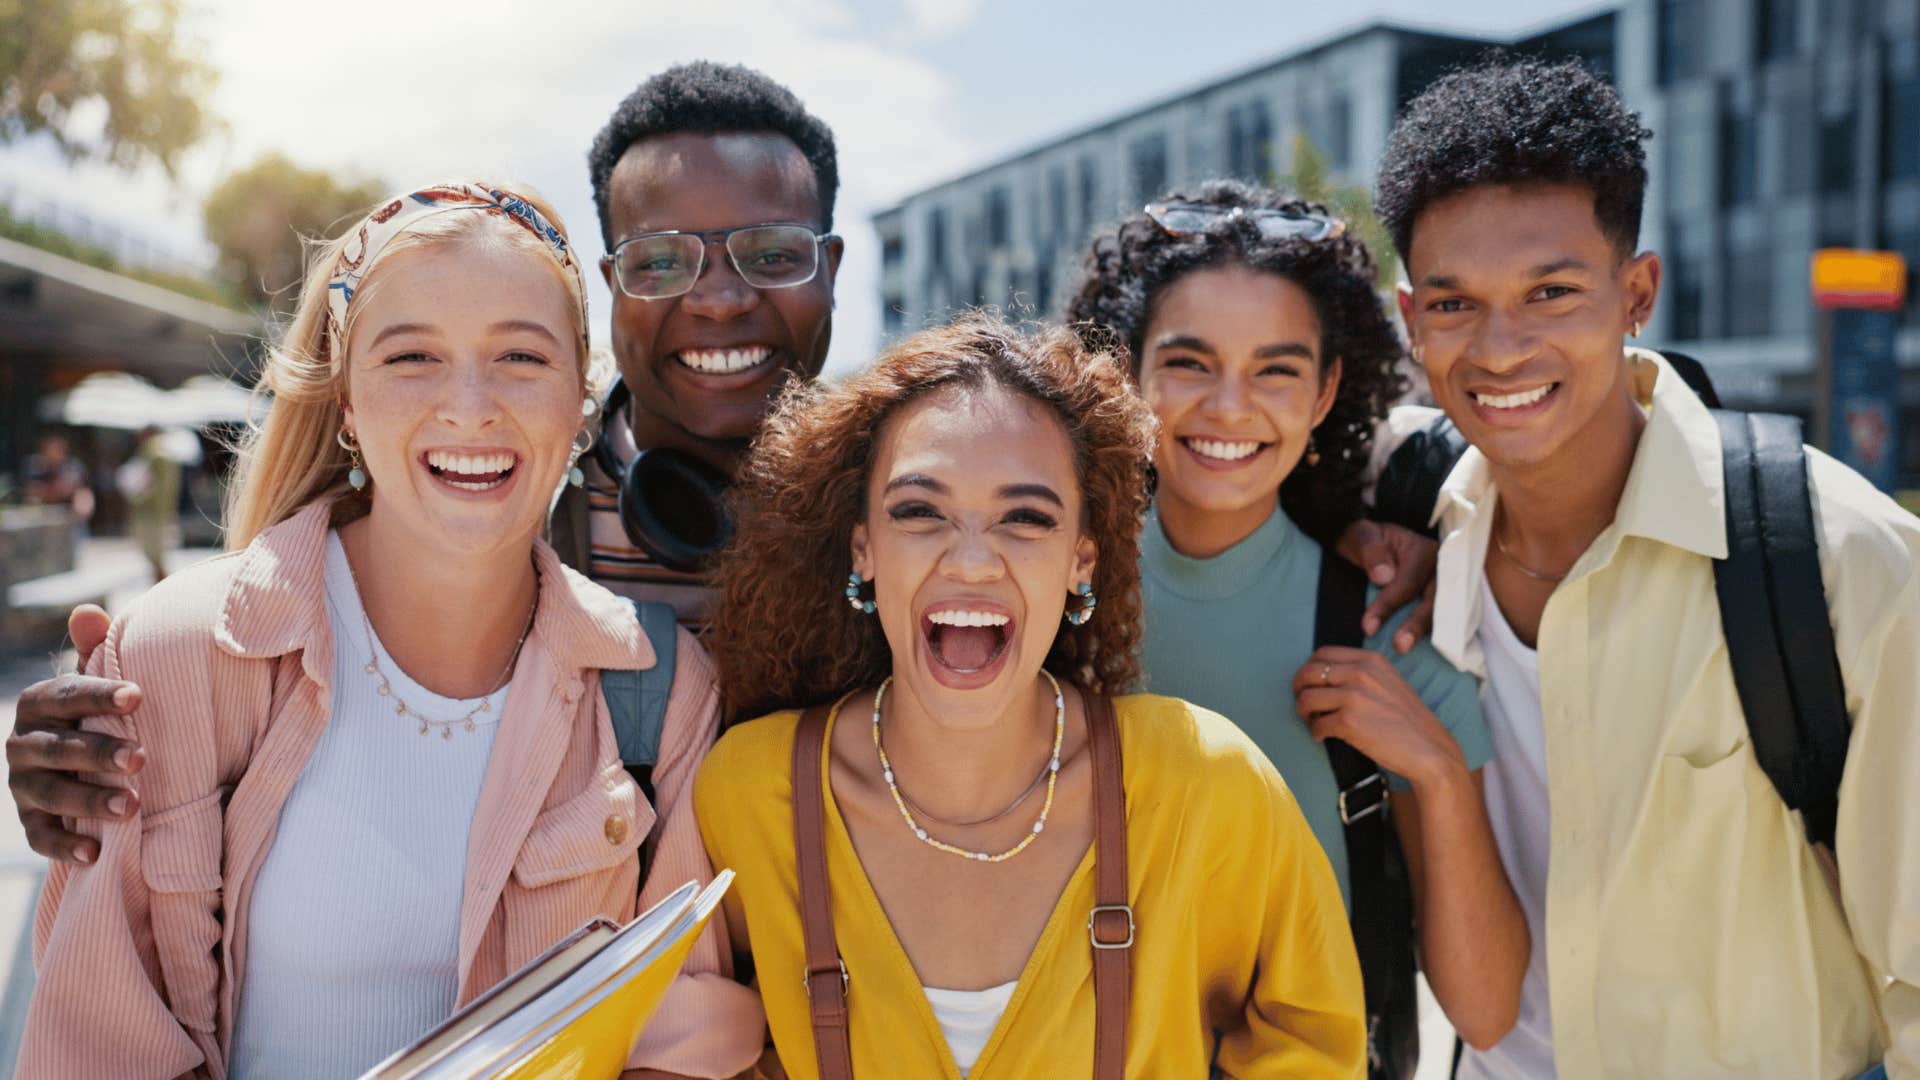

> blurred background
[1,0,1916,1071]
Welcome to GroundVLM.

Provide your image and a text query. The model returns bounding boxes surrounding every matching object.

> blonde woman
[20,183,761,1078]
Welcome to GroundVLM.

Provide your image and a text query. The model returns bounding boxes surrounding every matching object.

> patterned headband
[326,182,589,358]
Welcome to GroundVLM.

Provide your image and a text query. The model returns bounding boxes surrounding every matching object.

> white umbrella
[169,374,268,426]
[37,372,175,430]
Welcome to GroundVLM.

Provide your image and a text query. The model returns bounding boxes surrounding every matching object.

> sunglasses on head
[1143,201,1345,242]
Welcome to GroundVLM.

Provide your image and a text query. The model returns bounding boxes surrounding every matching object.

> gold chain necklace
[351,565,537,740]
[872,670,1064,863]
[1493,530,1571,583]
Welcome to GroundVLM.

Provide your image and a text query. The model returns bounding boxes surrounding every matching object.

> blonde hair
[223,181,607,549]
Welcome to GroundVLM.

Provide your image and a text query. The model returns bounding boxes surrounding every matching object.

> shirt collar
[218,498,655,674]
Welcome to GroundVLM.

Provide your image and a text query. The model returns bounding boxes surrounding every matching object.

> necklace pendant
[418,722,428,736]
[395,703,406,716]
[364,662,377,675]
[441,727,452,741]
[377,684,390,696]
[464,719,476,732]
[477,700,489,713]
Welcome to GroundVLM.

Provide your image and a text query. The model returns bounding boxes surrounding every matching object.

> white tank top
[923,980,1018,1075]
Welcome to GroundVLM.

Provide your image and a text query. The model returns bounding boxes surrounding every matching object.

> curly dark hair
[709,315,1156,723]
[1375,57,1651,262]
[1063,178,1406,545]
[587,61,840,248]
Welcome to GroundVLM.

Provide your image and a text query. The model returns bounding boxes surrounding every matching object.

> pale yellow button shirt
[1429,349,1920,1079]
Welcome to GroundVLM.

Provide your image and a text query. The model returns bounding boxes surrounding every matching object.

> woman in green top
[1065,180,1527,1056]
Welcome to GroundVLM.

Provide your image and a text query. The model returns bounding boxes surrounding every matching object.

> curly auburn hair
[1063,178,1407,545]
[708,315,1156,723]
[1375,58,1650,262]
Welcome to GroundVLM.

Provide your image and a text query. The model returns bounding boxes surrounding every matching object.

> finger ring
[1320,663,1332,687]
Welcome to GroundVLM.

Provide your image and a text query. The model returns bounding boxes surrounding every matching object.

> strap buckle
[803,958,849,998]
[1338,772,1388,825]
[1087,904,1135,950]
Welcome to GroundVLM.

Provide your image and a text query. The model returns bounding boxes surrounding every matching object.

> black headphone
[592,378,734,573]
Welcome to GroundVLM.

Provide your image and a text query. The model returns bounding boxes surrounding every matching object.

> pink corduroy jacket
[19,499,765,1079]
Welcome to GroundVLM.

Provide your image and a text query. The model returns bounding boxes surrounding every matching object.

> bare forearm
[1399,765,1528,1049]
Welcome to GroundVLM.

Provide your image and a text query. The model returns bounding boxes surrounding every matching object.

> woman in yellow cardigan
[696,316,1365,1079]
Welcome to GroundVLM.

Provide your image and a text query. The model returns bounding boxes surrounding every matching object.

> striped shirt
[583,407,715,630]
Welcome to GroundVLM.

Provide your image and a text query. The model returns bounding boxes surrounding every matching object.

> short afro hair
[588,62,839,249]
[1375,57,1651,262]
[1065,179,1407,546]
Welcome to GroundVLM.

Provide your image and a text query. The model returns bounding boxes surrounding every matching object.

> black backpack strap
[601,598,680,806]
[1711,411,1850,849]
[1315,553,1418,1078]
[1373,413,1469,539]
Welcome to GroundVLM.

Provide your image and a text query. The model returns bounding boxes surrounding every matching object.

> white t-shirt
[229,531,507,1079]
[1456,575,1557,1080]
[924,980,1018,1076]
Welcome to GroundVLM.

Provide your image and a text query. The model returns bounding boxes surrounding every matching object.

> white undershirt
[229,531,507,1079]
[1456,575,1556,1080]
[923,980,1018,1075]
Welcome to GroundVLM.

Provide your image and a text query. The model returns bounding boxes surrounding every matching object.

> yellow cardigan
[694,693,1366,1079]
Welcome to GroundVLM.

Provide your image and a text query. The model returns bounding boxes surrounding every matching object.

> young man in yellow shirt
[1379,58,1917,1080]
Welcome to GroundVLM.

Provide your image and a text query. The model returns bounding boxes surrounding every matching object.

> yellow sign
[1811,249,1908,310]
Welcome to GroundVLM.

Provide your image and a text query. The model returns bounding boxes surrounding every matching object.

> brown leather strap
[793,703,854,1080]
[1085,692,1131,1080]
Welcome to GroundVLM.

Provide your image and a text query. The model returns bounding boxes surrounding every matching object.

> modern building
[874,0,1920,486]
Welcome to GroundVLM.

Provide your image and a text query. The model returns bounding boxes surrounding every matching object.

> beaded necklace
[871,670,1064,863]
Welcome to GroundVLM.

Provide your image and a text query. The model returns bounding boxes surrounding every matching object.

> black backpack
[1371,352,1851,850]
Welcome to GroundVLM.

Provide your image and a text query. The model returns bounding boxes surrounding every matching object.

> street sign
[1811,248,1907,310]
[1810,249,1907,492]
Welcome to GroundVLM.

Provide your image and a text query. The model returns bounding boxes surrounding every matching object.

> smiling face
[341,240,584,557]
[850,383,1097,727]
[601,131,843,452]
[1399,182,1658,471]
[1138,265,1340,535]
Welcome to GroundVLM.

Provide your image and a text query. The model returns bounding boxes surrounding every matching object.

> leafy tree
[1279,133,1398,292]
[0,0,218,175]
[202,153,385,310]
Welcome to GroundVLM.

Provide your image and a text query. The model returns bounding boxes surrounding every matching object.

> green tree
[202,153,385,310]
[1278,133,1398,293]
[0,0,218,175]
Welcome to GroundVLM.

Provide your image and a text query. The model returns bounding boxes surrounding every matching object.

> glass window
[1721,110,1760,207]
[1078,156,1100,230]
[1724,235,1773,338]
[1668,219,1708,340]
[1658,0,1704,85]
[1225,101,1274,183]
[1821,109,1856,194]
[1326,95,1353,170]
[1048,166,1069,239]
[1757,0,1798,62]
[1885,68,1920,182]
[985,186,1010,249]
[1129,133,1168,206]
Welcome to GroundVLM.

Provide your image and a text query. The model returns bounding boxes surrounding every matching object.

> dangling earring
[1305,434,1321,468]
[1065,582,1097,626]
[337,427,368,491]
[567,429,592,488]
[1631,320,1643,338]
[844,572,875,615]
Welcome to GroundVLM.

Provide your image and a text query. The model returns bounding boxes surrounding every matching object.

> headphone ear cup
[616,448,734,574]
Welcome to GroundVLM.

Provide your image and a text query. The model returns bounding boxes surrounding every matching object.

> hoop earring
[567,429,592,488]
[844,572,875,615]
[1631,320,1643,338]
[1305,434,1321,468]
[1065,582,1097,626]
[337,427,367,491]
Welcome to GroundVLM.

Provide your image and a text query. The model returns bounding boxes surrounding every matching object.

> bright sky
[4,0,1605,377]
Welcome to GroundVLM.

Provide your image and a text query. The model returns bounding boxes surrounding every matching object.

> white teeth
[1473,385,1554,410]
[426,449,517,477]
[679,346,774,374]
[1185,437,1263,462]
[927,609,1011,628]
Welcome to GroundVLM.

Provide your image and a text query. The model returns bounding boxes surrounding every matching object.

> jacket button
[604,815,628,845]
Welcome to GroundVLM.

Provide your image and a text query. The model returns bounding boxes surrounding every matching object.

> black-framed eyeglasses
[603,223,837,301]
[1143,201,1345,242]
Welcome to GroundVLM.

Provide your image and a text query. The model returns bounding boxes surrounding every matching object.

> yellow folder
[361,870,734,1080]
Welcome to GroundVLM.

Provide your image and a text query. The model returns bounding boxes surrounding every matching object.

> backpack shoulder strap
[601,598,679,803]
[1084,692,1131,1080]
[1711,410,1850,849]
[1372,413,1468,539]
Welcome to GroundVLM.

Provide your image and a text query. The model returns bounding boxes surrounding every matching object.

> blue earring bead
[348,465,367,491]
[846,573,875,615]
[1066,582,1097,626]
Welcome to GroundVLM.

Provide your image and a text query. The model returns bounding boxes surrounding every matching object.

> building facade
[874,1,1920,487]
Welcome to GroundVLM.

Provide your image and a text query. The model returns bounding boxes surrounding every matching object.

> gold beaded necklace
[871,669,1064,863]
[350,561,537,740]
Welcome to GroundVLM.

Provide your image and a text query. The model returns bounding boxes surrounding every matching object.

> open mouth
[1180,436,1271,468]
[674,346,776,376]
[1471,383,1559,411]
[423,449,520,492]
[922,606,1015,685]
